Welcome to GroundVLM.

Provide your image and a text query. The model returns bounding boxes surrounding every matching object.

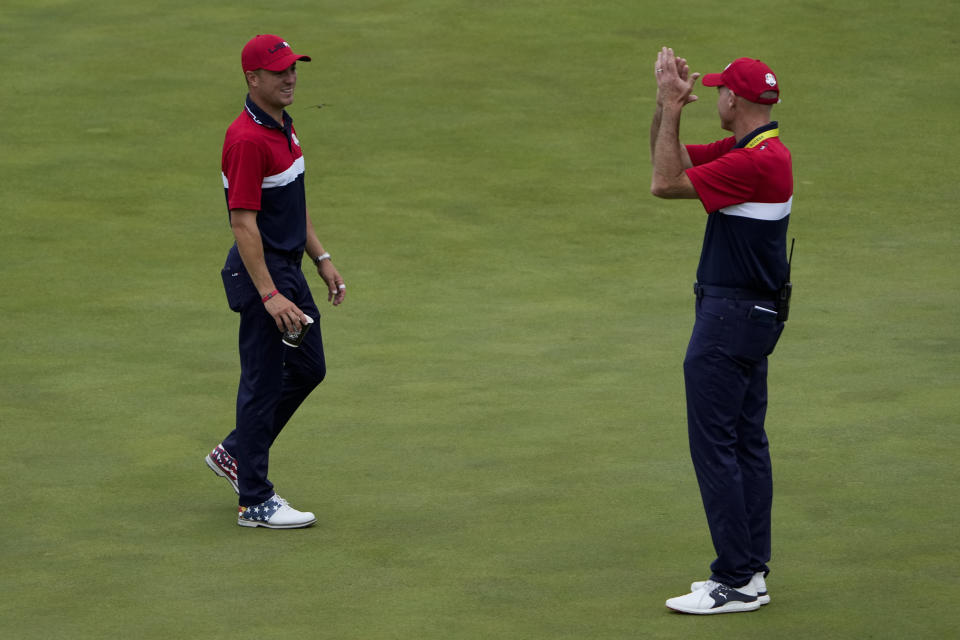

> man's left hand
[318,260,346,306]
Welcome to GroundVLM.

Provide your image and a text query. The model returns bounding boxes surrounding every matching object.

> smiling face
[246,63,298,120]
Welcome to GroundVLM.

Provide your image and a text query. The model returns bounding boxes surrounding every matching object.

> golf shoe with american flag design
[238,494,316,529]
[205,444,239,494]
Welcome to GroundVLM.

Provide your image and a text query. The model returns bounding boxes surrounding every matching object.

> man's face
[248,63,298,111]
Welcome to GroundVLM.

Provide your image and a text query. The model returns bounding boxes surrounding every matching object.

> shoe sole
[205,455,239,494]
[690,582,770,605]
[237,517,317,529]
[666,600,761,615]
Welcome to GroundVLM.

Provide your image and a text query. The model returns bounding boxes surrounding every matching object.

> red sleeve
[685,137,736,167]
[685,149,757,214]
[222,140,267,212]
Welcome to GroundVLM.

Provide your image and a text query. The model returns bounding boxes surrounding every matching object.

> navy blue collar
[244,95,293,131]
[245,95,294,150]
[734,121,779,150]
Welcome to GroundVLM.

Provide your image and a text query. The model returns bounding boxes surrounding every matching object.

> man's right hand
[263,292,307,332]
[656,52,694,108]
[655,47,700,109]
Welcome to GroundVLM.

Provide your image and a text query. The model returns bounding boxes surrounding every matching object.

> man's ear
[727,90,739,111]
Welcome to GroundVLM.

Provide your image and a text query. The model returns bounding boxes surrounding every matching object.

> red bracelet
[261,289,279,303]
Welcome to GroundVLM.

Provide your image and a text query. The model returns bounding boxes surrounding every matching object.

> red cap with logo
[701,58,780,104]
[241,35,311,72]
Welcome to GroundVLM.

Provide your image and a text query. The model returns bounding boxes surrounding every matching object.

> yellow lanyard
[744,128,779,149]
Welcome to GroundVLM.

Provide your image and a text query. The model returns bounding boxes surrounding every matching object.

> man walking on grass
[205,34,347,529]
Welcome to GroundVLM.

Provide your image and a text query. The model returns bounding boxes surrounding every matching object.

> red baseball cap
[241,35,311,72]
[701,58,780,104]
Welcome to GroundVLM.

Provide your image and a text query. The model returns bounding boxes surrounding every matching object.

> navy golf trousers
[220,245,326,506]
[683,292,784,588]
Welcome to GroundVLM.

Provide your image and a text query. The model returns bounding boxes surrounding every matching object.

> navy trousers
[220,245,326,506]
[683,293,784,588]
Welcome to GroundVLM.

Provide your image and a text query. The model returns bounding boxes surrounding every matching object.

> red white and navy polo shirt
[221,96,307,253]
[685,122,793,293]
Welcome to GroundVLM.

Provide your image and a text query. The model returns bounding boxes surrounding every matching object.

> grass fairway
[2,0,958,638]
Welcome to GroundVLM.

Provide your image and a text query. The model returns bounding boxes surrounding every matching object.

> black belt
[264,248,304,263]
[694,282,777,301]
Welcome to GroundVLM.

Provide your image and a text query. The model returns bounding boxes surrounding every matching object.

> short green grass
[1,0,958,637]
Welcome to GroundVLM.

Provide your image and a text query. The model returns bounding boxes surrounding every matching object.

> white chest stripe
[221,155,305,190]
[720,196,792,221]
[262,156,305,189]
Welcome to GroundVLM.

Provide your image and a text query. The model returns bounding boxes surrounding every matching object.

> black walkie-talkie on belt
[777,238,795,322]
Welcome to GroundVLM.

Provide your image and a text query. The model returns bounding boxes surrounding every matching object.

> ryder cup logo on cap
[701,57,781,104]
[242,34,312,72]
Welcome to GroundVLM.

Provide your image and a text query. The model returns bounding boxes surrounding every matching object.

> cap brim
[261,53,311,72]
[701,73,724,87]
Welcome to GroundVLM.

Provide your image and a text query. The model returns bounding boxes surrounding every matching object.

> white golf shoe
[666,580,761,615]
[691,572,769,605]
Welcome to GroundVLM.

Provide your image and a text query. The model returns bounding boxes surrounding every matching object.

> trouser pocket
[725,311,784,363]
[221,265,258,312]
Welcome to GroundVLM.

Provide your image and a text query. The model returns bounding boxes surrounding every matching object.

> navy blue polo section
[221,95,308,253]
[696,214,789,293]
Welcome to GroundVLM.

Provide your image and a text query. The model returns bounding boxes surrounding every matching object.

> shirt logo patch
[292,132,300,147]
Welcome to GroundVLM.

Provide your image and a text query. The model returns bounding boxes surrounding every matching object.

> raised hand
[655,47,701,108]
